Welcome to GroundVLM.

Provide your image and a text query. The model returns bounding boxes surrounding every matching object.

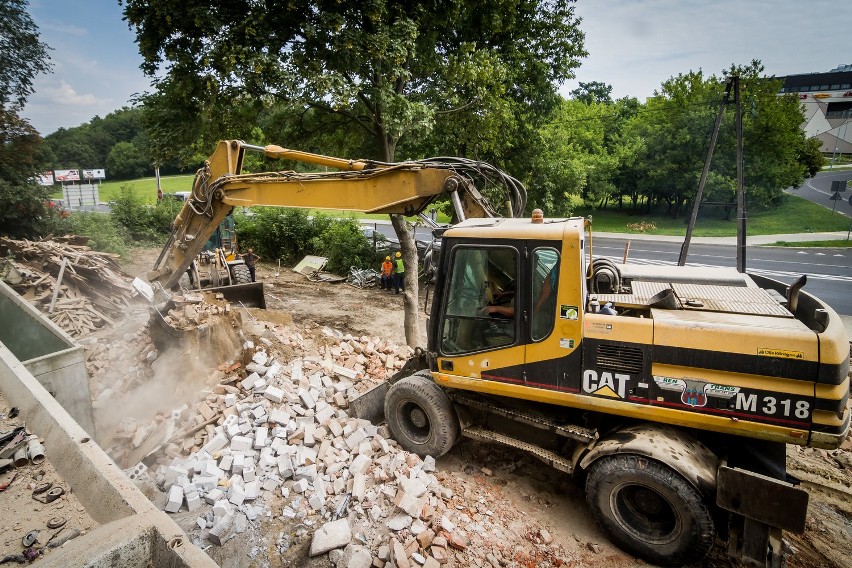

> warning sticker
[757,348,804,360]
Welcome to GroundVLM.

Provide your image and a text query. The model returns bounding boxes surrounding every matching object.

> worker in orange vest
[380,255,394,290]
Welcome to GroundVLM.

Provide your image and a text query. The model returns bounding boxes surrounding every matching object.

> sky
[20,0,852,137]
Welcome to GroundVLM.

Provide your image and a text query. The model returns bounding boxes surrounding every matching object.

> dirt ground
[116,248,852,568]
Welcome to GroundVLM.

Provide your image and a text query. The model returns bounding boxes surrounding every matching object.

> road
[788,169,852,217]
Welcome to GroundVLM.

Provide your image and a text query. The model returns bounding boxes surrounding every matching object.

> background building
[780,64,852,158]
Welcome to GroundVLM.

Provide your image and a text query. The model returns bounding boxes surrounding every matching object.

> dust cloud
[88,307,242,454]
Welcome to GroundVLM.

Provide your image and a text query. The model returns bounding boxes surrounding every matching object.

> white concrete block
[244,480,259,500]
[218,454,233,472]
[230,435,253,452]
[349,454,371,475]
[228,483,246,505]
[264,385,285,403]
[254,426,269,449]
[309,491,325,510]
[262,474,282,491]
[208,511,235,546]
[270,408,290,425]
[165,485,183,513]
[293,478,310,493]
[309,518,352,556]
[195,475,218,491]
[352,473,367,501]
[205,488,225,505]
[304,423,316,446]
[299,388,316,409]
[185,492,203,512]
[202,433,228,455]
[232,453,245,474]
[243,464,256,482]
[224,393,237,408]
[241,372,261,390]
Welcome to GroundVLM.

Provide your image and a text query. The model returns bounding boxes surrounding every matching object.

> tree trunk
[382,131,421,348]
[391,214,421,347]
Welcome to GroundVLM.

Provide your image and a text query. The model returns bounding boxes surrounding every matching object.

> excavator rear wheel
[231,264,252,284]
[585,454,715,566]
[385,375,459,457]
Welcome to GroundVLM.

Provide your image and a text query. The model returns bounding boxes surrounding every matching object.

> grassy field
[49,175,195,204]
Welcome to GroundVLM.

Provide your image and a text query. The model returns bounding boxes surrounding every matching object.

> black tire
[384,374,459,457]
[585,454,715,566]
[231,264,252,284]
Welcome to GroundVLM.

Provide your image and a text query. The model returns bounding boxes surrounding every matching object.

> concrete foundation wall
[0,282,217,567]
[0,280,95,433]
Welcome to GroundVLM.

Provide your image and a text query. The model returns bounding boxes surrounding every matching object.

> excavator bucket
[349,349,431,424]
[205,282,266,308]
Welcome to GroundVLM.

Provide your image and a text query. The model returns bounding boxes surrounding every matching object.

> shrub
[235,208,377,274]
[309,217,376,274]
[110,186,182,243]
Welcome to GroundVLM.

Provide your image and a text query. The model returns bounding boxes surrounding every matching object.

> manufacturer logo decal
[653,376,740,408]
[584,370,629,398]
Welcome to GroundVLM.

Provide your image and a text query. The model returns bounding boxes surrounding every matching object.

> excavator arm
[148,140,524,291]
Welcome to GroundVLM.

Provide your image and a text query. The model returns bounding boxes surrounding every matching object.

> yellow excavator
[149,140,849,568]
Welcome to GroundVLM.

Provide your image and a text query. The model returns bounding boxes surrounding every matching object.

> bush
[111,186,182,243]
[310,217,376,274]
[44,211,130,257]
[235,208,378,274]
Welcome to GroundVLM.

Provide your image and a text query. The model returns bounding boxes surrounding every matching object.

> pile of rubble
[102,319,572,567]
[0,236,138,337]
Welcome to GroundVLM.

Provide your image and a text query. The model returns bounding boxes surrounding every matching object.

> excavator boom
[148,140,524,291]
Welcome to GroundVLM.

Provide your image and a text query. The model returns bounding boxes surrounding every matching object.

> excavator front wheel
[385,374,459,458]
[585,454,715,566]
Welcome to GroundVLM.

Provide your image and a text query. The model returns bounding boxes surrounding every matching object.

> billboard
[82,168,106,180]
[54,169,80,182]
[37,172,55,186]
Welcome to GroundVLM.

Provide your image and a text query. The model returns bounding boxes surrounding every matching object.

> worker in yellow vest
[392,251,405,294]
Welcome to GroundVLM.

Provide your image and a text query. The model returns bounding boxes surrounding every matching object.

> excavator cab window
[440,246,518,354]
[530,248,559,341]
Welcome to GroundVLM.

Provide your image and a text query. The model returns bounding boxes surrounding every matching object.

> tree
[122,0,587,346]
[570,81,613,104]
[0,0,53,238]
[619,61,819,218]
[107,141,151,179]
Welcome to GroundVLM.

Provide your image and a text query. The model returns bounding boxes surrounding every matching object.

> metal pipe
[449,190,466,222]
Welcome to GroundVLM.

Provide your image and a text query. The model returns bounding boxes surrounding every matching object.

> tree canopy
[122,0,586,163]
[0,0,53,238]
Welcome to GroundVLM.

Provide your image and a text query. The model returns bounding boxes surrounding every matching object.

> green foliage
[570,81,613,104]
[44,211,130,256]
[123,0,586,164]
[309,218,377,275]
[42,107,190,178]
[109,186,183,243]
[234,209,377,274]
[613,61,819,215]
[107,141,151,179]
[0,0,53,238]
[0,0,52,112]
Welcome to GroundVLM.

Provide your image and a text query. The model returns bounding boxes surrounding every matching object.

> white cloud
[39,21,88,37]
[41,80,110,106]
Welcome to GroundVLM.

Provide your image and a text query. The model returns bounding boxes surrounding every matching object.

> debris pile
[0,236,138,337]
[117,321,575,567]
[162,292,232,330]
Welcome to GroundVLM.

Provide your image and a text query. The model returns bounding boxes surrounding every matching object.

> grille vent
[596,344,644,374]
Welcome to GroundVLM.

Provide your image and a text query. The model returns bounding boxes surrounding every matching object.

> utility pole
[679,78,733,266]
[734,76,746,273]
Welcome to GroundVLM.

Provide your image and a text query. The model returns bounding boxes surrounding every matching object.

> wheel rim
[610,482,681,545]
[397,400,431,444]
